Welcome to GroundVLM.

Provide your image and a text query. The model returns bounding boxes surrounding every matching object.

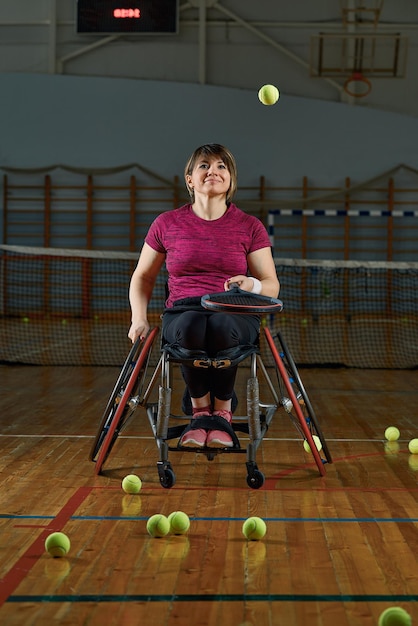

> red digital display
[113,9,141,19]
[77,0,178,34]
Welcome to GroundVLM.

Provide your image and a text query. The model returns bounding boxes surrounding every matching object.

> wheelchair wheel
[263,327,330,476]
[275,330,332,464]
[91,327,159,473]
[89,338,140,462]
[246,462,265,489]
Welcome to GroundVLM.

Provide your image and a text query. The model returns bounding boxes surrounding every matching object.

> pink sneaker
[206,410,233,448]
[179,410,210,448]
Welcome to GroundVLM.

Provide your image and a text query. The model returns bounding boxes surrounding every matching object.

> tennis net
[0,245,166,366]
[271,258,418,368]
[1,245,417,368]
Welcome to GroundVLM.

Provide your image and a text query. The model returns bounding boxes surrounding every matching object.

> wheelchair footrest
[179,414,241,449]
[163,415,266,442]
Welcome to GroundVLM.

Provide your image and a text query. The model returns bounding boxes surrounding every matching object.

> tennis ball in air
[378,606,412,626]
[303,435,322,453]
[45,532,71,557]
[168,511,190,535]
[385,426,400,442]
[146,514,170,538]
[121,474,142,494]
[258,84,280,105]
[242,517,267,541]
[408,438,418,454]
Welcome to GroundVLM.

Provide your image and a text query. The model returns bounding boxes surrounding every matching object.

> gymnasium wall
[1,73,418,183]
[1,72,418,247]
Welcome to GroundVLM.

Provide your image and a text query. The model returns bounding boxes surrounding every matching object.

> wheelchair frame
[90,324,332,489]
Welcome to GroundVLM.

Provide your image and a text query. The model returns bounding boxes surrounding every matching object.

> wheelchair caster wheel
[159,467,176,489]
[246,469,265,489]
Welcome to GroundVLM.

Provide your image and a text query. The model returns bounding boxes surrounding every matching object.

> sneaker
[179,410,210,448]
[206,410,233,448]
[180,428,207,448]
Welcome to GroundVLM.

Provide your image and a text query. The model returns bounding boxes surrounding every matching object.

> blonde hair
[184,143,238,204]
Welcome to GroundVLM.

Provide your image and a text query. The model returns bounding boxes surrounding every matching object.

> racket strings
[212,295,263,306]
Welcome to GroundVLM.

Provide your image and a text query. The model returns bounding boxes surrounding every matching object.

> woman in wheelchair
[128,143,280,449]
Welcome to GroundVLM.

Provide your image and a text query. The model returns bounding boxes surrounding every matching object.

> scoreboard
[77,0,179,34]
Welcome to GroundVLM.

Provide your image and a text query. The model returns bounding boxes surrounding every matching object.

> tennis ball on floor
[168,511,190,535]
[378,606,412,626]
[146,514,170,538]
[45,532,71,557]
[385,426,400,442]
[408,438,418,454]
[258,84,280,105]
[303,435,322,453]
[242,517,267,541]
[121,474,142,494]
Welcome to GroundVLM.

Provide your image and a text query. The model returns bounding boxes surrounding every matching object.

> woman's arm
[128,242,166,342]
[225,247,280,297]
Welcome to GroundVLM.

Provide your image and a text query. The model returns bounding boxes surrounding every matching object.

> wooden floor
[1,363,418,625]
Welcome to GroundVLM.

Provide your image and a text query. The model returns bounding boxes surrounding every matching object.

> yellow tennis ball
[121,474,142,494]
[146,514,170,538]
[168,511,190,535]
[258,84,279,106]
[242,516,267,541]
[45,532,71,557]
[378,606,412,626]
[385,426,400,442]
[408,438,418,454]
[303,435,322,453]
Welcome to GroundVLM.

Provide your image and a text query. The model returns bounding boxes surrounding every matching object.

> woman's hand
[128,318,150,343]
[224,275,257,293]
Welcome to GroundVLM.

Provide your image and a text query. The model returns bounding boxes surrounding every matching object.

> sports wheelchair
[90,287,332,489]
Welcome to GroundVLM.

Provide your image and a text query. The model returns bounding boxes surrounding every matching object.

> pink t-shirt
[145,203,271,307]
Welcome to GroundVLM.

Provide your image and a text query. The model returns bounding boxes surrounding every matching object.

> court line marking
[2,514,418,523]
[47,515,418,523]
[0,486,93,608]
[0,433,413,444]
[6,593,418,603]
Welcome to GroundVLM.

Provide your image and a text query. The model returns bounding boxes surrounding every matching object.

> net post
[302,176,309,258]
[344,177,351,259]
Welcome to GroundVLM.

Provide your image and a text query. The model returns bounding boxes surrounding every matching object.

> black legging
[162,310,259,401]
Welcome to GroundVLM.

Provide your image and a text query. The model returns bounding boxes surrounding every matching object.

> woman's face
[186,155,231,200]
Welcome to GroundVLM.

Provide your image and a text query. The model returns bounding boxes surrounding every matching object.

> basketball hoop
[344,72,372,97]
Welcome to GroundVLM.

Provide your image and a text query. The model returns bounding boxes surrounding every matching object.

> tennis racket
[201,283,283,314]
